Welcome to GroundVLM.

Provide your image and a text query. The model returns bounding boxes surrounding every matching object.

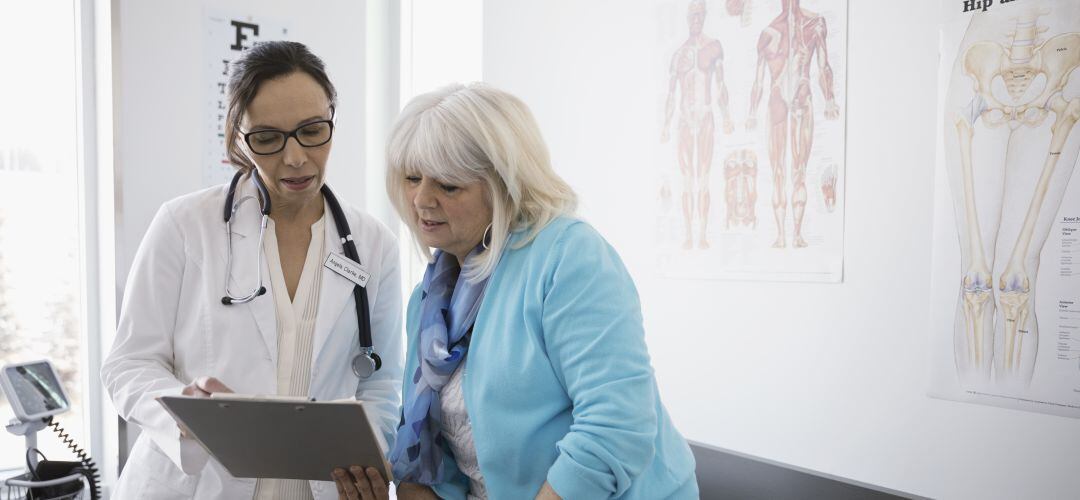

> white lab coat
[101,177,403,500]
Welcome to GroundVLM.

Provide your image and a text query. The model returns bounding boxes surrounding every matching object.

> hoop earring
[482,223,493,250]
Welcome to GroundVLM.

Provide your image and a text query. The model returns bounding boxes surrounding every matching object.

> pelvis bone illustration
[962,14,1080,129]
[949,5,1080,387]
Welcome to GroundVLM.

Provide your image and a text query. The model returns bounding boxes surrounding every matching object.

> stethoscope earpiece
[220,287,264,305]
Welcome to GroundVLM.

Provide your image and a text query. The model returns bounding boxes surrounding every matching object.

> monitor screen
[2,361,69,418]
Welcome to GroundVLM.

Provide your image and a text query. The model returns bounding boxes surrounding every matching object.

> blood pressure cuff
[27,459,85,500]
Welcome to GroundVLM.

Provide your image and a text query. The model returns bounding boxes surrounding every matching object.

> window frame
[74,0,118,492]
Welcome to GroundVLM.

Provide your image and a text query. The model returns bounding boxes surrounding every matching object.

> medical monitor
[0,360,71,422]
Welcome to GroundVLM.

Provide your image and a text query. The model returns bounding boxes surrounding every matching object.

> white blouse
[253,215,326,500]
[439,359,488,500]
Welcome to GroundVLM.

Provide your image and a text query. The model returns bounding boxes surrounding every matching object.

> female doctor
[101,41,403,499]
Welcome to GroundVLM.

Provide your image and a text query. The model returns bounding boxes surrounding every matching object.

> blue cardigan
[399,217,698,499]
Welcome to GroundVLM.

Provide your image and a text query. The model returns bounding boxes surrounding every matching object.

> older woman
[335,83,696,500]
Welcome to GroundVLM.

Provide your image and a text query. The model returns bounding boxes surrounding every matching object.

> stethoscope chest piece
[352,353,378,379]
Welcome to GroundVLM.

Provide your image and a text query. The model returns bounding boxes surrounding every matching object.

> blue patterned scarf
[389,246,490,484]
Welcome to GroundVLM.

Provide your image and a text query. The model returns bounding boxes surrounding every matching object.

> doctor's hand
[178,376,233,438]
[333,466,389,500]
[181,376,233,398]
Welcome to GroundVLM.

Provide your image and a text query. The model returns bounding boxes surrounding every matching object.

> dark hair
[225,41,338,173]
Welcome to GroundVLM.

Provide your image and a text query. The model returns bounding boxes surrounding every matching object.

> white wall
[482,1,1080,499]
[400,0,483,99]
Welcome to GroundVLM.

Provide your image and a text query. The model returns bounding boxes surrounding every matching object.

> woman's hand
[333,466,390,500]
[535,481,562,500]
[178,376,233,437]
[181,376,233,398]
[396,482,440,500]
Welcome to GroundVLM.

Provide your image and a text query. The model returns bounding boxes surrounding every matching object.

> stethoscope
[221,170,382,378]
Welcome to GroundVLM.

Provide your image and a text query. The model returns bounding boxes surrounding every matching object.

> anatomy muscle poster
[929,0,1080,418]
[655,0,847,282]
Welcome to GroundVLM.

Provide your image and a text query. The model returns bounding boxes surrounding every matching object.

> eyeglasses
[242,119,335,155]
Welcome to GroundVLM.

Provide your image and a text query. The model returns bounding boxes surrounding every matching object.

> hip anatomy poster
[929,0,1080,418]
[654,0,847,282]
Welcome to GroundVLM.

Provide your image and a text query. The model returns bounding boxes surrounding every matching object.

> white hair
[386,83,578,281]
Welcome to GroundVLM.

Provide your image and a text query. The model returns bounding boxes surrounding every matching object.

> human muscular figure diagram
[820,163,837,213]
[662,0,736,250]
[725,0,752,27]
[747,0,840,249]
[943,2,1080,387]
[724,149,758,229]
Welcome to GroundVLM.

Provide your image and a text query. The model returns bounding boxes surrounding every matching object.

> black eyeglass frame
[241,117,336,156]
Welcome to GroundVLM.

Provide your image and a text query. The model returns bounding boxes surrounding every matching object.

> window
[0,2,88,471]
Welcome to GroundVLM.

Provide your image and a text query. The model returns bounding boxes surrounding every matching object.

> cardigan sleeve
[540,222,658,499]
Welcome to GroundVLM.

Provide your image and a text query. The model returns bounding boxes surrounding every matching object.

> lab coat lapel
[246,255,278,365]
[312,200,357,366]
[220,176,278,364]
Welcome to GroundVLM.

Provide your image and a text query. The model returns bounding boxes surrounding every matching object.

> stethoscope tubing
[220,170,380,375]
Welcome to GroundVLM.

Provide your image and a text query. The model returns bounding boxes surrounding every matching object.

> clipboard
[158,395,392,482]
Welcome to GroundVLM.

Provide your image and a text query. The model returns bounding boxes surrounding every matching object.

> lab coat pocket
[128,437,200,499]
[202,289,275,391]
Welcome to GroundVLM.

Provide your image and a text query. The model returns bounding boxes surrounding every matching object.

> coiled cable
[44,416,100,500]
